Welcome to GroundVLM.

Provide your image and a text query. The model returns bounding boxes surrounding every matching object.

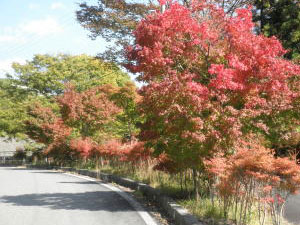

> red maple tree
[126,0,300,170]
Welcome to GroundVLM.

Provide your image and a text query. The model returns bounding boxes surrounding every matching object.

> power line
[2,10,77,59]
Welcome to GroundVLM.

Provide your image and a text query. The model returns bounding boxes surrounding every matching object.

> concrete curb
[26,164,203,225]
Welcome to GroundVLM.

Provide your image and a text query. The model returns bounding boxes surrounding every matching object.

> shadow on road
[0,191,137,212]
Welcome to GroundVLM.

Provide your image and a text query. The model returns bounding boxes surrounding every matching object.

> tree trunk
[192,168,200,201]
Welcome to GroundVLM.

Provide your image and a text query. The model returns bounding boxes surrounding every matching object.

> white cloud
[0,58,26,77]
[0,17,64,44]
[21,17,63,36]
[50,2,65,10]
[0,34,26,44]
[29,3,39,10]
[0,35,18,43]
[0,26,25,44]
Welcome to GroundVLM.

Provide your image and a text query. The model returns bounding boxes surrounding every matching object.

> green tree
[111,82,142,141]
[0,78,35,138]
[1,54,133,138]
[76,0,156,63]
[8,54,131,97]
[253,0,300,61]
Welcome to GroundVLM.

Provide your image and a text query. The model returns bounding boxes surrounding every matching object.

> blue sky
[0,0,107,78]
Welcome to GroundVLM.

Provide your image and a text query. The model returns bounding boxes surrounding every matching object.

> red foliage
[26,84,122,160]
[96,140,122,158]
[206,141,300,194]
[119,141,152,162]
[57,84,120,134]
[95,140,152,163]
[26,103,72,157]
[152,153,179,173]
[126,1,300,167]
[70,137,96,158]
[205,140,300,222]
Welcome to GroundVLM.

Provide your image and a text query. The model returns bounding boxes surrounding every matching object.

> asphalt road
[0,167,156,225]
[284,193,300,225]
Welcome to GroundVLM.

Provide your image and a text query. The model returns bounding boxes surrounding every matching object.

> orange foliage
[205,140,300,224]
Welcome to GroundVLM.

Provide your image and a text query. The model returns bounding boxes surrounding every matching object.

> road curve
[0,167,157,225]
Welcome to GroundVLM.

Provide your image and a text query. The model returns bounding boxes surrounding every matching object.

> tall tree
[111,82,142,141]
[1,54,133,138]
[8,54,131,97]
[76,0,252,63]
[57,84,121,139]
[126,0,300,178]
[253,0,300,61]
[0,78,43,138]
[25,84,121,160]
[76,0,156,63]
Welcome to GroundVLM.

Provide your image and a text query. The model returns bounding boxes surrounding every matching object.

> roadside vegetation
[1,1,300,225]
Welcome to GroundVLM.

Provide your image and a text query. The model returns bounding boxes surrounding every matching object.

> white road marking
[64,172,158,225]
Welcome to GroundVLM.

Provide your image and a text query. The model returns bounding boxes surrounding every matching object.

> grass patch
[179,198,293,225]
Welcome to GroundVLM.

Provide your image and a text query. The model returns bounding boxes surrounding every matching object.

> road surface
[0,167,157,225]
[284,193,300,225]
